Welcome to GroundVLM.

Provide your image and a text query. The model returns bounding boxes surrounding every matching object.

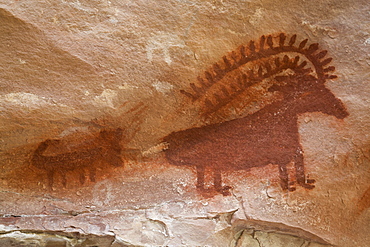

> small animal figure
[163,33,349,195]
[31,128,124,189]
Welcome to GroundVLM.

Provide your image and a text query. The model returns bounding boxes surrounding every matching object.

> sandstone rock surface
[0,0,369,246]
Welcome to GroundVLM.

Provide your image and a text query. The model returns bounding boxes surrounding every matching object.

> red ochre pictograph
[28,103,146,190]
[164,33,349,196]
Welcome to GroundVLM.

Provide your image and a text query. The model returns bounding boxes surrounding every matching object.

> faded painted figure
[31,128,124,189]
[164,33,349,195]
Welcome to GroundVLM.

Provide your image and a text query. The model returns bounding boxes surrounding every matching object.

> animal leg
[214,169,222,191]
[79,172,86,185]
[47,170,54,190]
[279,164,295,191]
[294,146,315,189]
[196,165,205,190]
[89,168,96,182]
[61,171,67,188]
[213,169,231,196]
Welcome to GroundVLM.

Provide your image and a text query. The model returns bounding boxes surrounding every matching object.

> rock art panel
[0,1,369,245]
[164,33,349,196]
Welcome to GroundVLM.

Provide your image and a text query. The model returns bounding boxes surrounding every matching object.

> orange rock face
[0,1,369,246]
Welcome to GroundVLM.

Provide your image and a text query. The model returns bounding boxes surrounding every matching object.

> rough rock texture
[0,0,369,246]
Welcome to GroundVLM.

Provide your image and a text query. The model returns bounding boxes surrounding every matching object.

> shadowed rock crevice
[0,230,133,247]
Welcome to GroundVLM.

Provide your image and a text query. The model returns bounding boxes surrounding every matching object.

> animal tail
[142,142,169,157]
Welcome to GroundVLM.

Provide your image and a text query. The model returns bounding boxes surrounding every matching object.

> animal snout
[337,105,349,119]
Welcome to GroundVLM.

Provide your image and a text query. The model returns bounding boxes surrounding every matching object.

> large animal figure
[163,33,349,195]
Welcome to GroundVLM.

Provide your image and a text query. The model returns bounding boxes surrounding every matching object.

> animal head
[269,73,349,119]
[33,139,61,155]
[99,128,123,143]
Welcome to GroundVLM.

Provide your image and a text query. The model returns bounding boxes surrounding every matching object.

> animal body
[163,33,349,195]
[31,128,124,189]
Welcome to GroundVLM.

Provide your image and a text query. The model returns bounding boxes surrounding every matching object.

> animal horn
[180,33,338,116]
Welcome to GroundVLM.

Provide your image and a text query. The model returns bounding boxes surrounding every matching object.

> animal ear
[268,75,290,92]
[268,84,282,92]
